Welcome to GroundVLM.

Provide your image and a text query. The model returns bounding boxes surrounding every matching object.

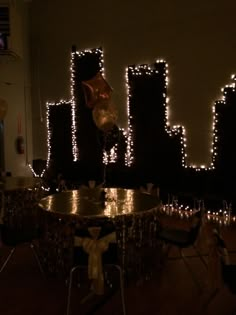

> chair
[80,179,104,190]
[140,182,160,197]
[203,229,236,312]
[66,219,126,315]
[158,205,206,290]
[0,188,44,275]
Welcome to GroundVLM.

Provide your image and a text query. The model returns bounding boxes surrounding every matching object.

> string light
[28,46,236,178]
[46,100,72,168]
[125,61,187,167]
[161,203,236,224]
[70,50,79,161]
[71,47,119,165]
[211,74,236,169]
[27,163,45,178]
[125,66,134,166]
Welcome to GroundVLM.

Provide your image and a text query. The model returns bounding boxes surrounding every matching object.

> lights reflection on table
[38,187,158,218]
[103,188,134,217]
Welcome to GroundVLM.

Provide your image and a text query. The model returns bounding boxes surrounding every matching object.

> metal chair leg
[30,243,45,277]
[193,244,208,269]
[201,288,220,311]
[0,247,15,273]
[0,244,45,276]
[180,249,203,292]
[66,266,78,315]
[114,265,126,315]
[66,264,126,315]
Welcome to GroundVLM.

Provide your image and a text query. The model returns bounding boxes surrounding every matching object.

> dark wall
[72,48,105,181]
[128,62,183,184]
[47,102,73,175]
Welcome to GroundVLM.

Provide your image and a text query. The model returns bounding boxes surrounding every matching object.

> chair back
[213,229,236,294]
[188,205,205,244]
[74,219,118,266]
[223,264,236,294]
[140,182,159,196]
[88,180,96,189]
[75,219,115,237]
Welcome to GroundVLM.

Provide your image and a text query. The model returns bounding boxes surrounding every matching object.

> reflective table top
[38,188,159,218]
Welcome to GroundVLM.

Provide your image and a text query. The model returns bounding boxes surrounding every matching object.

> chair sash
[140,183,154,194]
[88,180,96,189]
[74,227,116,295]
[80,180,103,189]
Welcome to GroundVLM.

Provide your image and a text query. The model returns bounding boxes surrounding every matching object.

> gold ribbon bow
[74,227,116,295]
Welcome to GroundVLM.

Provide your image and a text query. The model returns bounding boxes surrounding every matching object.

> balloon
[82,72,113,109]
[82,82,98,109]
[92,99,117,132]
[0,98,8,120]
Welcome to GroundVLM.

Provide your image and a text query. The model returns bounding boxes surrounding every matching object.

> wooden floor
[0,224,236,315]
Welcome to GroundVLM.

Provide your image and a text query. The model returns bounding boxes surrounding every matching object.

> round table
[0,177,44,241]
[38,187,160,217]
[37,188,162,279]
[0,177,42,220]
[0,176,41,192]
